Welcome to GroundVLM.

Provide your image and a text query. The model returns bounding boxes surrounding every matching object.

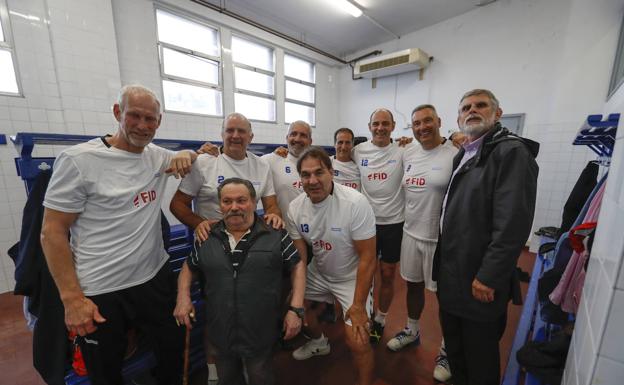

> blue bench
[502,236,559,385]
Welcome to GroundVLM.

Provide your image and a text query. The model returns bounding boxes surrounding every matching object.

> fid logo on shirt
[313,239,333,250]
[405,177,426,186]
[133,190,157,208]
[367,172,387,181]
[292,181,303,189]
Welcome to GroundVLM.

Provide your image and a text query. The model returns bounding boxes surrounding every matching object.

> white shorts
[304,262,373,326]
[399,232,438,291]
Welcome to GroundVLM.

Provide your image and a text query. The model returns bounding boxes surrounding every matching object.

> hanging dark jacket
[6,170,68,385]
[433,124,539,321]
[559,161,598,235]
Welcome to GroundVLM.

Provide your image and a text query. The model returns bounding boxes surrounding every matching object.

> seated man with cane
[174,177,306,385]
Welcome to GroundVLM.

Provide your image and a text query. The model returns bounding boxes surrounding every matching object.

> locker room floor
[0,249,535,385]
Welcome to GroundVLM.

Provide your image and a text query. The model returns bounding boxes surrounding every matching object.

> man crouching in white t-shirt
[286,147,377,385]
[40,84,197,385]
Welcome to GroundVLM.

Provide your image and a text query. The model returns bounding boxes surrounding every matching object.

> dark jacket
[7,170,68,385]
[189,216,299,357]
[433,124,539,321]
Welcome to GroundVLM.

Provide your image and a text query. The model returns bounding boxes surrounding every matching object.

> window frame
[231,34,277,123]
[0,1,22,97]
[154,6,223,117]
[283,52,316,126]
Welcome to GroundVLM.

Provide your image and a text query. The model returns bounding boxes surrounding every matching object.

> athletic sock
[374,310,387,326]
[406,317,420,335]
[311,333,327,345]
[207,363,218,381]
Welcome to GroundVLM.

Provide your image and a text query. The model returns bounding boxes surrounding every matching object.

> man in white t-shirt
[286,147,377,385]
[332,127,361,191]
[261,120,312,217]
[170,112,282,242]
[385,104,458,382]
[352,108,405,343]
[40,85,197,385]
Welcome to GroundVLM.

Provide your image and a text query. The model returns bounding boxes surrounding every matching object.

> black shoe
[369,320,384,344]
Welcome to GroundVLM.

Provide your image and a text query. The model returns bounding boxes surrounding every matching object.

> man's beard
[461,115,495,137]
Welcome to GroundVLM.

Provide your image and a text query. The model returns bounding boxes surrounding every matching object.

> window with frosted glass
[0,2,20,96]
[284,54,315,125]
[156,8,222,116]
[232,36,275,122]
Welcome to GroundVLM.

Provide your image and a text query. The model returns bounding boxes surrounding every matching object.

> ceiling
[195,0,487,60]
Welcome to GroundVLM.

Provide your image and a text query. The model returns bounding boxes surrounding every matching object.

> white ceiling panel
[194,0,484,59]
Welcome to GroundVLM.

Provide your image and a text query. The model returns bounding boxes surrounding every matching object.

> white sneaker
[386,328,420,351]
[207,363,218,384]
[433,354,452,383]
[292,338,331,360]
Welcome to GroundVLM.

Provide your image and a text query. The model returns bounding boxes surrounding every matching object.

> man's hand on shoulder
[396,136,414,147]
[264,213,284,230]
[472,278,495,303]
[449,132,467,149]
[194,219,218,243]
[64,296,107,336]
[166,150,197,179]
[274,146,288,158]
[197,141,220,157]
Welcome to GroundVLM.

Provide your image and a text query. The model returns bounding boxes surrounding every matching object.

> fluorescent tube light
[324,0,363,18]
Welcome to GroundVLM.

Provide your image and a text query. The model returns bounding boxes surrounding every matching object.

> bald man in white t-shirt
[352,108,406,343]
[170,113,282,241]
[286,147,376,385]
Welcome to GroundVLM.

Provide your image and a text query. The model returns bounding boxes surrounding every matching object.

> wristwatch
[288,306,305,319]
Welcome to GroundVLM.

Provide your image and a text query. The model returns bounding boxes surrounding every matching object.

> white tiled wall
[0,0,122,293]
[0,0,340,293]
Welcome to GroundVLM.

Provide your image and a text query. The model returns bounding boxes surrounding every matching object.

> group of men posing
[40,84,538,385]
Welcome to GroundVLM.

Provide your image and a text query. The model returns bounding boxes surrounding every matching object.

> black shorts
[376,222,404,263]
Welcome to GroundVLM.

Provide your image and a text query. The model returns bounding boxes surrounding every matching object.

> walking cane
[182,325,191,385]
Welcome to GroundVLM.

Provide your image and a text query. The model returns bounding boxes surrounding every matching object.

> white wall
[0,0,341,294]
[337,0,623,250]
[337,0,624,382]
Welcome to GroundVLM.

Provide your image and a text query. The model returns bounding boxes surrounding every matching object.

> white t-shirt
[402,140,458,241]
[43,138,175,296]
[262,152,304,217]
[352,141,405,225]
[286,183,376,282]
[332,156,361,191]
[178,152,275,220]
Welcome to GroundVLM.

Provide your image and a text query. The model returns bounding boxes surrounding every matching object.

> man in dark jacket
[174,177,306,385]
[433,89,539,385]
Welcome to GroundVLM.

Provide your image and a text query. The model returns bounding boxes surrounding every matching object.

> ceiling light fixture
[326,0,363,18]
